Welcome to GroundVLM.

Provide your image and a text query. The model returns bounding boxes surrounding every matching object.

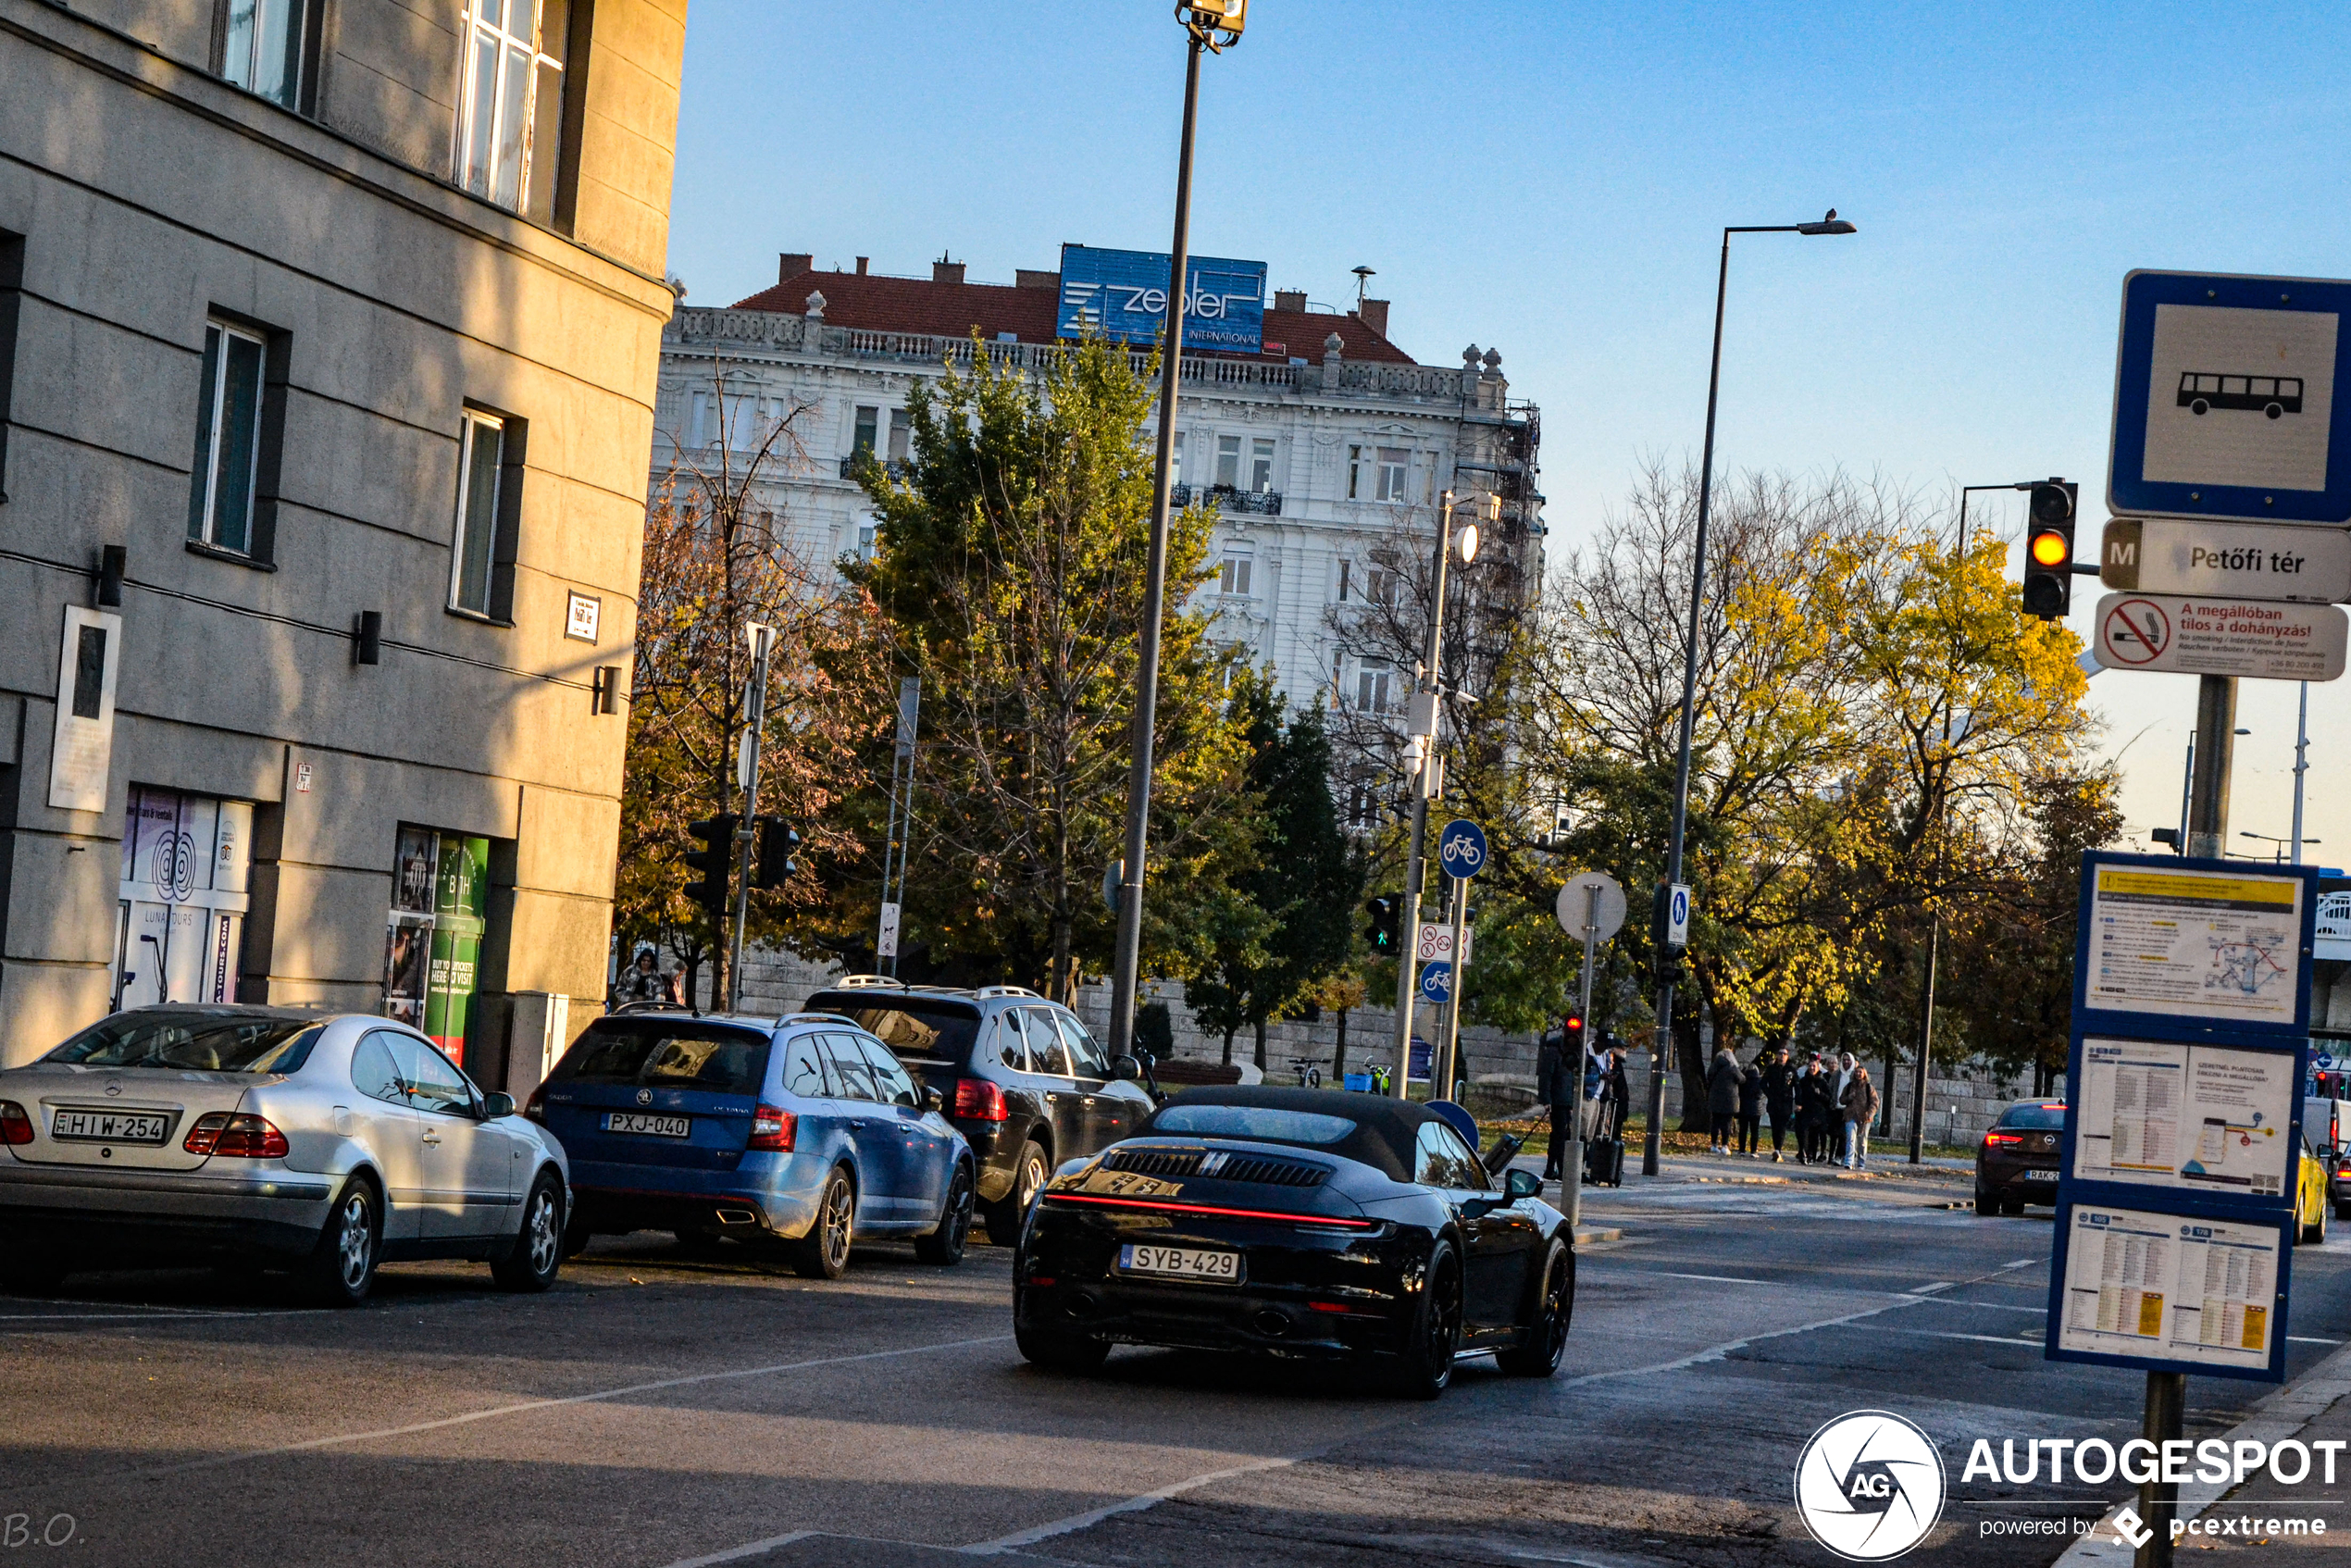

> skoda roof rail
[831,975,907,989]
[970,985,1042,1001]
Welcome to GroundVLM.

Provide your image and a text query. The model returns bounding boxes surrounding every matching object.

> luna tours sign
[1056,243,1267,354]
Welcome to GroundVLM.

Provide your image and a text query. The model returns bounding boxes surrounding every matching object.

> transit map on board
[2071,1038,2297,1197]
[2085,865,2303,1026]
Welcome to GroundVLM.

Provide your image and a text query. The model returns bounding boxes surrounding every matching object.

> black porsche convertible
[1012,1087,1574,1398]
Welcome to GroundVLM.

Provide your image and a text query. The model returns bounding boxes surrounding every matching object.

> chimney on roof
[933,255,965,286]
[855,256,869,275]
[1273,289,1307,314]
[1015,269,1061,291]
[1356,299,1390,338]
[778,252,813,283]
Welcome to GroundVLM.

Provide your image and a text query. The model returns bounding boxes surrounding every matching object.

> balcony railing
[1172,483,1283,516]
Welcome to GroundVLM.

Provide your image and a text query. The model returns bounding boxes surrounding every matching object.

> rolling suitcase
[1585,1132,1624,1188]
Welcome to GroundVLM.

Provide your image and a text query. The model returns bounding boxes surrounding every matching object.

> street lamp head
[1178,0,1247,46]
[1456,523,1481,565]
[1794,208,1858,236]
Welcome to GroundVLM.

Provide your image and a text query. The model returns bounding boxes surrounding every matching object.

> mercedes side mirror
[1110,1054,1143,1083]
[482,1091,516,1119]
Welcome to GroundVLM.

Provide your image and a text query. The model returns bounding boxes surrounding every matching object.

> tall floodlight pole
[2293,681,2310,864]
[1106,1,1247,1060]
[1642,211,1855,1176]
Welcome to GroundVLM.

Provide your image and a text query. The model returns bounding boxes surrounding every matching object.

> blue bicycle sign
[1418,962,1452,1004]
[1437,819,1488,879]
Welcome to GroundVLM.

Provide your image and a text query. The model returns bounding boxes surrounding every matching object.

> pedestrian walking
[1761,1046,1797,1162]
[1736,1052,1763,1156]
[1705,1041,1742,1155]
[1604,1043,1630,1143]
[1840,1063,1879,1169]
[1797,1055,1833,1164]
[1536,1030,1574,1180]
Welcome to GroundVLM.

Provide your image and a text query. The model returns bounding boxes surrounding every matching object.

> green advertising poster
[421,835,489,1069]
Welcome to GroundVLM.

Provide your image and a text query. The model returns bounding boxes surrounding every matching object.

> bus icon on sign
[2178,372,2304,420]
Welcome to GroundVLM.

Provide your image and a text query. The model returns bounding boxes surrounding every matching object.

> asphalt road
[1,1156,2345,1568]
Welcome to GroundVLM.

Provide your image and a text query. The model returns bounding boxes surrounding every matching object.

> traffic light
[2021,479,2079,620]
[1363,896,1400,955]
[753,816,801,890]
[683,814,737,920]
[1563,1013,1586,1049]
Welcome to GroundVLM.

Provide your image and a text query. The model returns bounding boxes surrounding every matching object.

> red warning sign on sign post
[2092,591,2347,681]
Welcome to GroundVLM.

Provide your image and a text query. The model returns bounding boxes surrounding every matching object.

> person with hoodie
[1760,1046,1797,1162]
[1705,1041,1743,1155]
[1840,1063,1880,1169]
[1736,1052,1764,1156]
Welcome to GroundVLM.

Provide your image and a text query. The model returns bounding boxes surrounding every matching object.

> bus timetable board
[2048,852,2319,1384]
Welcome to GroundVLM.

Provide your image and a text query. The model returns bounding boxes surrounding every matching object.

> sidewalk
[2057,1340,2351,1565]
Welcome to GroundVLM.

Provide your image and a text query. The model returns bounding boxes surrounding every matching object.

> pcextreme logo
[1794,1411,1949,1561]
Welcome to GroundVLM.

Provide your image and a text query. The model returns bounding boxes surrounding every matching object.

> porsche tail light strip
[1041,1192,1374,1229]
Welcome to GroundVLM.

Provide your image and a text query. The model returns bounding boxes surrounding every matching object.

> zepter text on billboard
[1056,243,1266,354]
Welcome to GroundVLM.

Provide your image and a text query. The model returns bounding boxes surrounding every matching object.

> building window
[186,320,268,555]
[1219,554,1253,597]
[1376,447,1410,503]
[1336,560,1350,602]
[458,0,573,219]
[1365,551,1399,606]
[852,405,879,457]
[0,230,22,504]
[1354,662,1394,713]
[1250,438,1275,493]
[1168,431,1185,486]
[1346,781,1380,831]
[856,523,878,559]
[221,0,313,109]
[1214,434,1242,488]
[450,411,509,617]
[688,391,709,448]
[889,408,912,464]
[1347,444,1362,500]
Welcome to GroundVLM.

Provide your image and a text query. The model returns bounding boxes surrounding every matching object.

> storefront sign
[384,828,490,1071]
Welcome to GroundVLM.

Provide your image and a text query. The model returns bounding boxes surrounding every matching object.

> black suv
[800,979,1154,1241]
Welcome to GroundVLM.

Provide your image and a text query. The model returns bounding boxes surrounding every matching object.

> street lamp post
[1105,1,1247,1059]
[1642,211,1855,1177]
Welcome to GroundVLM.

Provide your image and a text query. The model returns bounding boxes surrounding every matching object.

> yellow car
[2296,1132,2331,1245]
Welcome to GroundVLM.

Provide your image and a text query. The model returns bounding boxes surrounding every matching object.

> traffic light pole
[1391,492,1461,1101]
[727,624,775,1014]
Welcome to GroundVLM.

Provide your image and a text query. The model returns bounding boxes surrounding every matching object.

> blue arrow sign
[1418,961,1452,1004]
[1437,818,1488,879]
[2109,270,2351,525]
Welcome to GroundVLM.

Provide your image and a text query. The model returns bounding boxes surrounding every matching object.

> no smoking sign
[2099,596,2171,666]
[2093,591,2347,680]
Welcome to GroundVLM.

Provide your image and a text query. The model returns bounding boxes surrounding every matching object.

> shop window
[384,828,491,1071]
[111,788,254,1011]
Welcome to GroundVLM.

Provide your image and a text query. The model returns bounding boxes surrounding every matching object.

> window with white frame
[1218,553,1253,597]
[1375,447,1410,503]
[1250,438,1275,493]
[1353,660,1394,714]
[1347,444,1363,500]
[852,405,879,458]
[450,411,507,616]
[888,408,912,464]
[222,0,312,108]
[856,522,878,559]
[1335,559,1350,602]
[1365,550,1399,606]
[688,391,710,448]
[1214,434,1242,488]
[458,0,572,220]
[186,320,268,555]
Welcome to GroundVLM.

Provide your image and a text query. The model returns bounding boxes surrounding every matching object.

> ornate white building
[652,251,1542,714]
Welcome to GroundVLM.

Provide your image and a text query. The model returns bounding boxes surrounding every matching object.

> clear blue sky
[666,1,2351,864]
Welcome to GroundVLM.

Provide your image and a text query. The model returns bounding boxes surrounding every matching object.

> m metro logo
[1794,1411,1947,1561]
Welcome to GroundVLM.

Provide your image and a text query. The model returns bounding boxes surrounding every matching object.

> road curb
[2050,1338,2351,1567]
[1573,1225,1623,1244]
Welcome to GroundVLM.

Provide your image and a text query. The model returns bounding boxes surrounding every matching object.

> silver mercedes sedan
[0,1005,569,1304]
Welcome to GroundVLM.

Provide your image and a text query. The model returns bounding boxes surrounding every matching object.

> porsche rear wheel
[1388,1241,1463,1400]
[1497,1243,1573,1377]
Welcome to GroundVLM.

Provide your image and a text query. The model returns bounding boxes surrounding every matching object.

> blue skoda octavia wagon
[527,1007,975,1277]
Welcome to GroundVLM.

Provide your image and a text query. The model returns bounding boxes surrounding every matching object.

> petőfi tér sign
[2100,517,2351,604]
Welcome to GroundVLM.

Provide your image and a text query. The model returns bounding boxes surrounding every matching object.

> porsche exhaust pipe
[1252,1308,1291,1338]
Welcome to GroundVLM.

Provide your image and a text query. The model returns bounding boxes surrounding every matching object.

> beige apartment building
[0,0,685,1082]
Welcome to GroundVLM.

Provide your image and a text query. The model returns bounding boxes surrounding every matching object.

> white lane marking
[659,1531,818,1567]
[0,1311,314,1324]
[1850,1325,2043,1348]
[959,1452,1309,1556]
[2289,1336,2345,1345]
[131,1334,1016,1479]
[2004,1258,2039,1269]
[1910,1281,1955,1294]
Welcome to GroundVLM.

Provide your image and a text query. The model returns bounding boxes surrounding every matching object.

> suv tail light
[185,1113,290,1159]
[0,1102,31,1145]
[523,1088,547,1124]
[953,1077,1009,1122]
[1984,1130,2023,1148]
[750,1104,796,1151]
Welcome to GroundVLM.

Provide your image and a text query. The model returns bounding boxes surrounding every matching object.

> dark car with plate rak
[1013,1087,1574,1399]
[1976,1100,2065,1215]
[529,1008,976,1278]
[799,979,1157,1243]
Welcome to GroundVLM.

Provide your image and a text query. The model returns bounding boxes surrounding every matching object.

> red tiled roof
[728,268,1418,366]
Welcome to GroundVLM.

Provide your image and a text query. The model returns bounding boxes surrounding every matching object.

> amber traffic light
[2021,479,2078,620]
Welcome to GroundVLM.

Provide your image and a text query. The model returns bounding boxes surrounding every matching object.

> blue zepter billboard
[1056,243,1267,354]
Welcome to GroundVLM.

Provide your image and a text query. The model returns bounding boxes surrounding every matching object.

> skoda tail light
[185,1113,290,1159]
[750,1104,796,1151]
[953,1078,1009,1122]
[0,1102,31,1145]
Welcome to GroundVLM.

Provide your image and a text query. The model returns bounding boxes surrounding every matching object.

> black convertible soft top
[1140,1085,1449,1181]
